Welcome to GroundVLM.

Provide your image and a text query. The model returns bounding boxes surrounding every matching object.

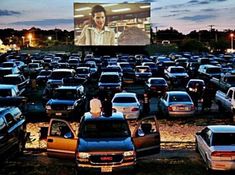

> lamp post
[22,36,25,46]
[28,33,32,47]
[230,33,234,51]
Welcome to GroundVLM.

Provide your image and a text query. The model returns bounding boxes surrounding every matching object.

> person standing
[102,95,112,117]
[90,95,102,117]
[76,5,115,45]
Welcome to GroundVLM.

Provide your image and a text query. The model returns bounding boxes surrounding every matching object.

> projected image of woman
[76,5,115,45]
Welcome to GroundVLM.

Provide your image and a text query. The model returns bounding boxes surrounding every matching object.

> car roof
[208,125,235,133]
[83,112,125,121]
[56,86,81,90]
[167,91,188,95]
[113,92,136,98]
[4,74,21,77]
[0,84,18,89]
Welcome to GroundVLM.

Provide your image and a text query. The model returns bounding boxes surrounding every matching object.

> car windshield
[113,97,136,103]
[3,77,21,84]
[50,72,73,79]
[100,75,120,83]
[136,67,150,73]
[77,69,89,74]
[169,94,191,102]
[29,64,39,68]
[80,120,130,138]
[212,133,235,146]
[39,71,51,76]
[226,77,235,84]
[53,90,77,100]
[150,79,166,85]
[170,68,185,73]
[207,68,221,73]
[0,89,12,97]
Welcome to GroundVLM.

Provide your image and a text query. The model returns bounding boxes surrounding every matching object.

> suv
[0,107,27,161]
[45,85,86,118]
[47,113,160,173]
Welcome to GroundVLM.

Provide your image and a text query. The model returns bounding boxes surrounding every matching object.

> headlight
[123,151,135,157]
[67,106,74,110]
[46,105,51,110]
[78,152,90,159]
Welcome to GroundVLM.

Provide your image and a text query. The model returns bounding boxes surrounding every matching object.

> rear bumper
[169,111,195,117]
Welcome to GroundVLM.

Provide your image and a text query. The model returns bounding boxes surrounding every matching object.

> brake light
[191,104,195,110]
[211,151,235,157]
[131,108,139,112]
[168,106,173,111]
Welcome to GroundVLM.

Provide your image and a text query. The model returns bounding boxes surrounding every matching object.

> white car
[195,125,235,171]
[112,92,140,120]
[158,91,195,117]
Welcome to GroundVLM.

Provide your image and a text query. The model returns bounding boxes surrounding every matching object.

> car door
[47,119,78,159]
[132,116,160,157]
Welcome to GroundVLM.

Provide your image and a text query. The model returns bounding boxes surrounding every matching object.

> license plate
[101,166,112,172]
[55,113,62,116]
[179,107,185,111]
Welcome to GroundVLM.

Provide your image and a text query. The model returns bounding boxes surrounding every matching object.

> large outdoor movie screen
[74,3,151,46]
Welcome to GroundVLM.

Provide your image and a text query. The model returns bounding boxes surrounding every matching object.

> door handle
[47,139,53,142]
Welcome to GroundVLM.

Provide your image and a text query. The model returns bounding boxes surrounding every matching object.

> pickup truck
[0,84,27,111]
[210,75,235,93]
[46,113,160,174]
[215,87,235,113]
[0,107,27,161]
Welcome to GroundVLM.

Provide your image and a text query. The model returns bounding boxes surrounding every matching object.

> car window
[227,90,233,99]
[5,113,15,128]
[137,118,157,136]
[50,121,72,137]
[113,97,136,103]
[100,75,120,83]
[169,94,191,102]
[0,89,12,97]
[80,120,130,138]
[212,133,235,146]
[0,118,7,136]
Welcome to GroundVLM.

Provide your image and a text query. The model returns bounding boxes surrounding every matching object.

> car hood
[47,99,75,106]
[169,73,188,77]
[78,137,134,152]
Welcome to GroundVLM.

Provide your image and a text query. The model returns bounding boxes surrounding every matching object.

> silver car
[195,125,235,171]
[158,91,195,117]
[112,92,140,120]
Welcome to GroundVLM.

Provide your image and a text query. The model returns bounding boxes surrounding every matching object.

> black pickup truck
[0,107,27,162]
[210,75,235,93]
[0,84,27,111]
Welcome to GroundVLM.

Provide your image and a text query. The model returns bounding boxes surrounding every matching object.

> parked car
[215,87,235,114]
[76,67,91,79]
[210,75,235,93]
[198,64,221,80]
[158,91,195,117]
[45,85,85,118]
[46,113,160,173]
[135,66,152,82]
[164,66,189,87]
[195,125,235,171]
[36,69,52,86]
[0,84,26,108]
[98,72,122,97]
[186,79,205,107]
[145,77,168,97]
[1,74,29,94]
[0,107,27,161]
[112,92,141,120]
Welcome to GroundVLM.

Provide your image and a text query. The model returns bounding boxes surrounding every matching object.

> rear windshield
[212,133,235,146]
[0,89,12,97]
[113,97,136,103]
[150,79,166,85]
[100,75,120,83]
[169,94,191,102]
[207,68,221,74]
[80,120,130,138]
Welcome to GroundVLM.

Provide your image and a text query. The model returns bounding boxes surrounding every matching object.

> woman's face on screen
[93,11,105,30]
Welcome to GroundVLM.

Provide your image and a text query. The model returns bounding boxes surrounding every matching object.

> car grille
[90,154,123,165]
[51,104,67,110]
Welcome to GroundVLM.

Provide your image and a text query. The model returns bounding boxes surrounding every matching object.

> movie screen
[74,3,151,46]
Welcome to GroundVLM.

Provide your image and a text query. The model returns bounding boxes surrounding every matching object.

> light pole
[22,36,25,46]
[28,33,32,47]
[230,33,234,51]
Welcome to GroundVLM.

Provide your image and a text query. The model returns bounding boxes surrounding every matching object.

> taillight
[112,108,117,113]
[191,104,195,110]
[211,151,235,157]
[168,106,173,111]
[131,108,139,112]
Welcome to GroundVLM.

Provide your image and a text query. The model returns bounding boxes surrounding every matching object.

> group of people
[75,5,149,46]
